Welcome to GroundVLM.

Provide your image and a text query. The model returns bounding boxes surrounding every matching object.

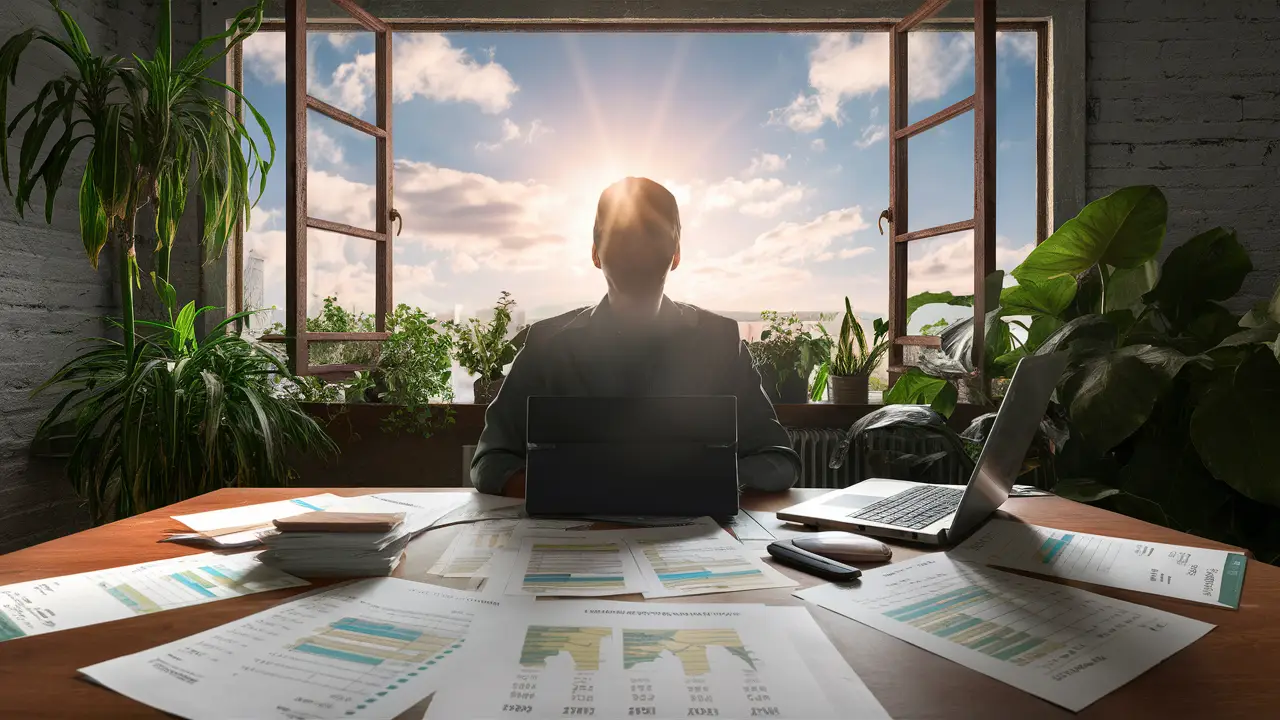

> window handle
[878,208,892,235]
[390,208,403,236]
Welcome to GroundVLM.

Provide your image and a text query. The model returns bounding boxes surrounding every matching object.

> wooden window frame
[886,0,1008,384]
[283,0,395,378]
[236,12,1048,393]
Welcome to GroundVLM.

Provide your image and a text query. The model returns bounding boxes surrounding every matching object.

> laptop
[523,395,740,519]
[776,352,1069,545]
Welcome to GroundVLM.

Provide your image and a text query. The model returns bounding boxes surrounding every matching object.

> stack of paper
[257,493,473,577]
[165,494,342,548]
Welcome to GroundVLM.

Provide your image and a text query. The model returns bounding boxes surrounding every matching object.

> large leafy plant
[748,310,832,397]
[443,291,527,382]
[270,296,456,436]
[34,305,334,523]
[1,0,272,357]
[896,185,1280,562]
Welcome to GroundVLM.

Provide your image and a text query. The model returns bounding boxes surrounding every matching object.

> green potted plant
[811,298,890,404]
[444,291,528,404]
[747,311,831,404]
[3,1,334,522]
[889,185,1280,562]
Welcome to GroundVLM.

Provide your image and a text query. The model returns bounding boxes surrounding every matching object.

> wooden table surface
[0,487,1276,719]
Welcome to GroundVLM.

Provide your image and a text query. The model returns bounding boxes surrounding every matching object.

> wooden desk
[1,488,1276,719]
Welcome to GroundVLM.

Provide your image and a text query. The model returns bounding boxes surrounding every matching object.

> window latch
[878,208,892,235]
[390,208,403,237]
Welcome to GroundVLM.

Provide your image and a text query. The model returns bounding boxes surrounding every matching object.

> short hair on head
[592,177,681,252]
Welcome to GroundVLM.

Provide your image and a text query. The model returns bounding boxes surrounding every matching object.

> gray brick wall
[0,0,202,553]
[1086,0,1280,307]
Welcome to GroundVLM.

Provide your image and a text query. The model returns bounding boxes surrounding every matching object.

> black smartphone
[767,540,862,582]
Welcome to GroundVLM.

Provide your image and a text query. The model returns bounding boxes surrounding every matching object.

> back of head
[593,177,681,294]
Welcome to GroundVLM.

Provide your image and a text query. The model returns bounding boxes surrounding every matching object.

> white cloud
[870,106,881,120]
[855,124,889,149]
[997,31,1038,64]
[242,32,285,84]
[699,177,806,219]
[743,152,789,176]
[311,33,518,115]
[740,207,871,265]
[907,232,1034,294]
[769,32,973,132]
[838,246,874,260]
[308,126,345,167]
[810,138,826,152]
[476,118,552,151]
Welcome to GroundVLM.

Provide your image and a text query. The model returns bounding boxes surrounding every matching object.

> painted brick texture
[1086,0,1280,308]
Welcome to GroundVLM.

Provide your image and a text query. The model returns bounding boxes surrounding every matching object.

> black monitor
[524,396,740,518]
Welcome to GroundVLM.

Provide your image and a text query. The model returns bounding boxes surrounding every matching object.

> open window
[284,0,397,377]
[885,0,997,383]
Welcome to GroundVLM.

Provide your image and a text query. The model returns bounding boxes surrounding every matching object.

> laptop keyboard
[847,485,965,530]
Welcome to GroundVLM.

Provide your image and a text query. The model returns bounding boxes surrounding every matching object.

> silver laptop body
[776,352,1069,546]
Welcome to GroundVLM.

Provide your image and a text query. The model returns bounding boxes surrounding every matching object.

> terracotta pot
[829,374,869,405]
[759,365,810,404]
[473,375,505,404]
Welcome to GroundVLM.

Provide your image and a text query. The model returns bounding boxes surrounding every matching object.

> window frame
[212,0,1078,399]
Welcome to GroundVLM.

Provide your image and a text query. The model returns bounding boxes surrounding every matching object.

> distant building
[244,250,264,312]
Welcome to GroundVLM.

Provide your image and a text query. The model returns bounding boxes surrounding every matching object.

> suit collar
[564,294,698,331]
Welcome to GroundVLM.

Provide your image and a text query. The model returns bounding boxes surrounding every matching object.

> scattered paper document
[796,554,1214,712]
[630,531,798,598]
[424,599,880,720]
[168,493,342,547]
[427,519,590,578]
[330,492,472,535]
[778,606,891,719]
[505,536,649,597]
[952,519,1249,609]
[0,552,307,643]
[80,578,503,720]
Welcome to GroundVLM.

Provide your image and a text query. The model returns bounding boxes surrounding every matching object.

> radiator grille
[787,427,970,489]
[788,428,856,489]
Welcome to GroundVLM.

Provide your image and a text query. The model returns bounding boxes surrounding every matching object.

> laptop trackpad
[822,494,883,511]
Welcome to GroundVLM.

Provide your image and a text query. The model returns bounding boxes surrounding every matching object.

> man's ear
[670,243,681,272]
[591,243,602,269]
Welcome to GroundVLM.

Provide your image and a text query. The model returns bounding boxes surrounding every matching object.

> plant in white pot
[812,298,890,404]
[444,291,528,404]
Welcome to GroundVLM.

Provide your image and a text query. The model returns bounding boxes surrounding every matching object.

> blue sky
[240,30,1038,325]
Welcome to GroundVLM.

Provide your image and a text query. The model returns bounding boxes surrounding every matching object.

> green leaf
[1103,259,1158,313]
[1052,477,1120,503]
[999,276,1076,317]
[77,157,108,268]
[0,30,38,191]
[1013,185,1167,285]
[884,368,957,418]
[1144,227,1251,313]
[1034,314,1118,359]
[1191,347,1280,508]
[152,274,178,316]
[905,291,973,325]
[1061,352,1170,454]
[1025,315,1064,353]
[1240,280,1280,328]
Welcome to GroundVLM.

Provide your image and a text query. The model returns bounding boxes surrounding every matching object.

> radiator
[788,428,857,489]
[787,427,970,489]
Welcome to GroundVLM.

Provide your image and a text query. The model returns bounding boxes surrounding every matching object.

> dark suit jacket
[470,295,801,494]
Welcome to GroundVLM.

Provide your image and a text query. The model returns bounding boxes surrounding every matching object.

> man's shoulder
[671,301,738,333]
[524,306,591,343]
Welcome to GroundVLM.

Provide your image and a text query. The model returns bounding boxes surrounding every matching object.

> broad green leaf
[1240,280,1280,328]
[1215,322,1280,351]
[1061,353,1168,454]
[1191,347,1280,508]
[1144,227,1251,312]
[1112,343,1193,381]
[905,291,972,325]
[884,368,958,418]
[1025,315,1064,353]
[1034,314,1118,359]
[999,276,1076,317]
[1013,185,1167,285]
[1103,259,1158,313]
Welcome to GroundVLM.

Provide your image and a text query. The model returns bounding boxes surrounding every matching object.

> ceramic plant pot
[829,374,870,404]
